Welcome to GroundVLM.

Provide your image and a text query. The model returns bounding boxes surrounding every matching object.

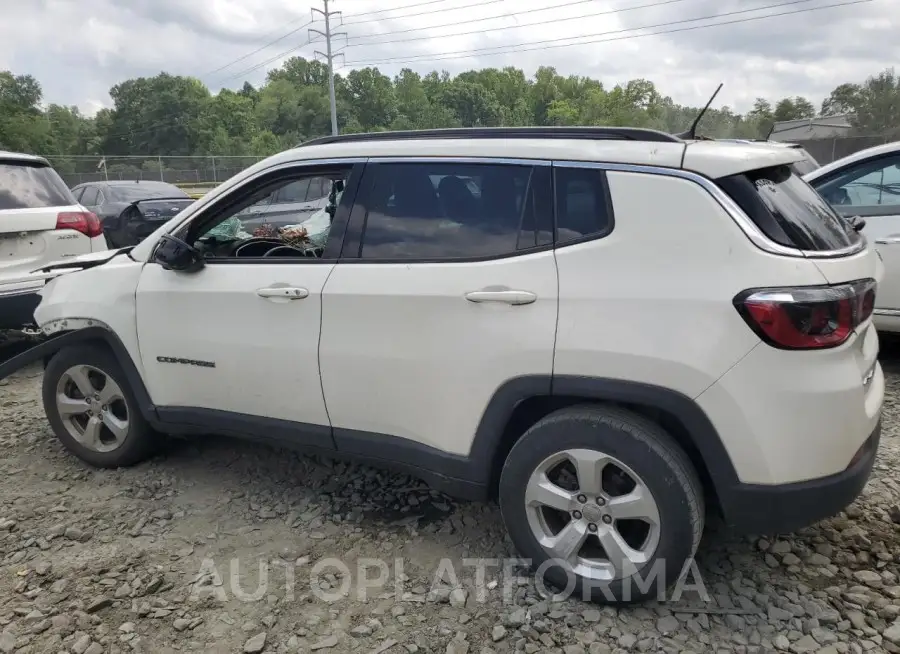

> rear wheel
[42,344,157,467]
[498,405,704,604]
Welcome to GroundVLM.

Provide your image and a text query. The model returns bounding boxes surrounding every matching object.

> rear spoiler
[128,197,194,211]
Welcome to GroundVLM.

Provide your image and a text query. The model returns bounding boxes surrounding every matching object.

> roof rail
[298,126,683,148]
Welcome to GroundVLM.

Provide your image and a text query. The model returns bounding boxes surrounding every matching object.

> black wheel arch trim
[467,374,742,511]
[0,326,159,422]
[4,341,746,519]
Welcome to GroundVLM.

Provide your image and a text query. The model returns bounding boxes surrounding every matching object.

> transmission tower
[311,0,345,136]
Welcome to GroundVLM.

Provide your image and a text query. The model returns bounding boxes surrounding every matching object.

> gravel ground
[1,343,900,654]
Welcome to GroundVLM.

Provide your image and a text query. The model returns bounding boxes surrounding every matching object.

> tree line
[2,60,898,176]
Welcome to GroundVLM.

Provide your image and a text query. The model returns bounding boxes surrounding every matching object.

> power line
[341,0,505,26]
[343,0,862,67]
[100,118,189,141]
[341,0,459,19]
[208,0,511,82]
[202,19,317,79]
[342,0,694,49]
[216,36,321,83]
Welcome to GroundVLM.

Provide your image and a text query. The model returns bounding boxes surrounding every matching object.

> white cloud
[0,0,895,114]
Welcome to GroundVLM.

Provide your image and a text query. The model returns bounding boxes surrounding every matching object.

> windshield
[718,165,860,251]
[109,185,188,202]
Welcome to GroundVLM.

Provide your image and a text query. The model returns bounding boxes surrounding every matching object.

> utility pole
[311,0,345,136]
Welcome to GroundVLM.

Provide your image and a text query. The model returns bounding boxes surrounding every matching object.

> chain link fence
[789,135,898,165]
[43,132,900,190]
[41,156,266,190]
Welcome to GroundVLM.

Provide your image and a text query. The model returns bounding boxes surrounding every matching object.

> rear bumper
[0,290,40,330]
[720,420,880,534]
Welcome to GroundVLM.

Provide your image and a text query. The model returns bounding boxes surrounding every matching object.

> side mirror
[152,234,205,273]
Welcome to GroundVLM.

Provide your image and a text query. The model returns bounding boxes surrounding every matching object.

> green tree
[103,73,211,156]
[772,96,816,122]
[4,61,899,165]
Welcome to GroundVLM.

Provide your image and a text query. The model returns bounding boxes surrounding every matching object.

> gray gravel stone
[243,632,267,653]
[885,621,900,645]
[1,350,900,653]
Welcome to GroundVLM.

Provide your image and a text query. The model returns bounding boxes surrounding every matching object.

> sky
[0,0,895,116]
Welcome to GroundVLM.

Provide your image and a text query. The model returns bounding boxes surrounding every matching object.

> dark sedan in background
[70,180,195,248]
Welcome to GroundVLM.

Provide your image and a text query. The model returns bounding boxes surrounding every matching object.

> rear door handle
[464,290,536,305]
[256,286,309,301]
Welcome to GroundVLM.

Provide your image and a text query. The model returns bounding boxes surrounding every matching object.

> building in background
[769,114,854,142]
[767,114,894,164]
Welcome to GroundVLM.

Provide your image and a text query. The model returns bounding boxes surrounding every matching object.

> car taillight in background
[56,211,103,238]
[734,280,876,350]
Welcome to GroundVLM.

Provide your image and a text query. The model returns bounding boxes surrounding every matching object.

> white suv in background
[0,128,884,604]
[0,151,107,330]
[804,140,900,333]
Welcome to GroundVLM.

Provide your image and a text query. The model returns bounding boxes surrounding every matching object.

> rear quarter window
[0,161,75,210]
[717,164,859,252]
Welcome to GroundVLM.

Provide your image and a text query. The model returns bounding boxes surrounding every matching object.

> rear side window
[0,161,75,210]
[554,167,614,244]
[358,162,548,260]
[717,165,859,252]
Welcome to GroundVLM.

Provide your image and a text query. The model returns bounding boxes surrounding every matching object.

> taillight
[56,211,103,238]
[734,279,876,350]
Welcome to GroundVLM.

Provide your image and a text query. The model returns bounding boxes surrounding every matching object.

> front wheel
[498,405,705,604]
[42,344,157,468]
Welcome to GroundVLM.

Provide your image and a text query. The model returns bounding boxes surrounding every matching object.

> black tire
[498,404,705,605]
[42,344,157,468]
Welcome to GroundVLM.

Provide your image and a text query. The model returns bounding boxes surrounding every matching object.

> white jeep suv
[0,151,106,330]
[0,128,884,604]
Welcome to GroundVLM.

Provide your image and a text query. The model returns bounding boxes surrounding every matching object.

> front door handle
[256,286,309,301]
[464,289,536,305]
[875,234,900,245]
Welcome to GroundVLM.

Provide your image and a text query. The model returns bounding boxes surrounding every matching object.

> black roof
[299,126,682,148]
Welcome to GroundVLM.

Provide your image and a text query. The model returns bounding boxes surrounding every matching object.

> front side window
[187,169,350,260]
[358,162,543,260]
[812,154,900,216]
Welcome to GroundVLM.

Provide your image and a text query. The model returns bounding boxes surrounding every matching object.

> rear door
[0,158,93,289]
[319,157,558,459]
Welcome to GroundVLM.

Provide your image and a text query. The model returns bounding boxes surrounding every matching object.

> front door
[134,163,361,439]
